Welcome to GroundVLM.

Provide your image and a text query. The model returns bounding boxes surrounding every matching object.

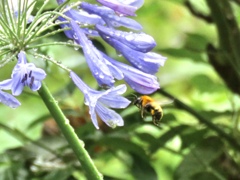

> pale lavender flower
[127,0,144,8]
[70,71,130,129]
[0,51,46,96]
[100,35,167,74]
[57,0,104,38]
[80,2,142,30]
[96,24,156,52]
[96,0,138,16]
[101,52,159,94]
[70,20,117,87]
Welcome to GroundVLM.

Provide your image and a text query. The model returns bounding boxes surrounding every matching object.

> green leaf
[131,154,158,180]
[175,137,224,180]
[161,48,205,62]
[42,168,73,180]
[184,33,209,52]
[98,137,149,162]
[149,125,189,153]
[191,172,220,180]
[180,129,208,150]
[190,74,225,93]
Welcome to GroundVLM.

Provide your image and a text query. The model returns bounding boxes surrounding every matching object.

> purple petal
[95,102,124,128]
[96,24,156,52]
[103,57,124,80]
[70,71,89,94]
[128,0,144,8]
[65,9,105,25]
[124,75,159,94]
[70,20,115,87]
[81,28,100,37]
[11,73,24,96]
[80,2,142,30]
[18,51,27,64]
[57,0,105,26]
[29,81,42,91]
[28,65,46,80]
[105,84,127,96]
[101,36,166,74]
[57,16,74,39]
[102,53,159,94]
[99,95,130,108]
[89,104,100,129]
[70,71,129,129]
[10,51,46,96]
[57,0,65,4]
[0,90,21,108]
[0,79,12,90]
[97,0,137,16]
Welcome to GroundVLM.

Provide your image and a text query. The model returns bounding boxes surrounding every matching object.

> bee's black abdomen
[154,110,163,121]
[144,104,152,113]
[152,111,163,126]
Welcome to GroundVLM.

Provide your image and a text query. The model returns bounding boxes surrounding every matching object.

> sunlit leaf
[174,137,224,179]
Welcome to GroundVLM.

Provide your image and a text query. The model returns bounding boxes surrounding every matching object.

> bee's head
[132,97,142,109]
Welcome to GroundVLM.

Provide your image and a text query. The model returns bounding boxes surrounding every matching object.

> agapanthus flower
[99,34,167,74]
[70,71,130,129]
[80,2,142,30]
[70,20,118,87]
[96,0,139,16]
[0,51,46,96]
[96,24,156,53]
[101,52,159,94]
[57,0,104,38]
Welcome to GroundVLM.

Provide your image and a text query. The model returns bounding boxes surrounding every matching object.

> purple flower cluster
[57,0,166,92]
[0,0,167,129]
[55,0,167,128]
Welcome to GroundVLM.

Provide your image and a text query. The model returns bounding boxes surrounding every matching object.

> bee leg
[140,107,145,119]
[152,114,158,126]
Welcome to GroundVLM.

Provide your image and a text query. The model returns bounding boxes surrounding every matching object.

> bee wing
[158,99,174,106]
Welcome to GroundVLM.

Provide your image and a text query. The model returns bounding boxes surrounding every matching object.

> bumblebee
[133,95,163,126]
[133,95,173,126]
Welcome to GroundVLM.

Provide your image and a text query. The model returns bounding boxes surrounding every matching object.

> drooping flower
[99,34,167,74]
[57,0,104,39]
[101,52,159,94]
[96,0,138,16]
[80,2,142,30]
[0,51,46,96]
[69,20,118,88]
[70,71,130,129]
[96,24,156,53]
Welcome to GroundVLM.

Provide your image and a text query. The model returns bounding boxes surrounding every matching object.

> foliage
[0,0,240,180]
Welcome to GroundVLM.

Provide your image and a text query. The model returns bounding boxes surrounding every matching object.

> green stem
[158,89,240,151]
[38,82,102,180]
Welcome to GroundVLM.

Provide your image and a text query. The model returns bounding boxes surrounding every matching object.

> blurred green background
[0,0,240,179]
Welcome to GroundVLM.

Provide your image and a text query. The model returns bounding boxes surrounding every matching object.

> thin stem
[28,41,81,50]
[157,89,240,151]
[30,52,71,72]
[38,83,103,180]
